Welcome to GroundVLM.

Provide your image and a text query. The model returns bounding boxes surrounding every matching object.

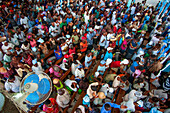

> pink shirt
[69,47,76,55]
[30,39,37,47]
[121,39,127,50]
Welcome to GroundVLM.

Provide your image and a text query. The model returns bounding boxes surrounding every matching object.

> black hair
[75,108,82,113]
[9,75,15,80]
[104,103,111,111]
[71,83,75,88]
[152,97,159,102]
[135,57,140,62]
[44,99,51,105]
[141,45,146,48]
[87,50,91,55]
[57,88,65,95]
[121,76,127,82]
[91,86,98,91]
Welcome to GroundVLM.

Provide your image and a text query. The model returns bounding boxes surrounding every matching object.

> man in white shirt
[31,59,44,75]
[17,28,26,43]
[105,30,114,49]
[130,4,136,15]
[87,82,99,99]
[99,32,107,50]
[64,79,79,92]
[56,88,71,108]
[75,65,85,81]
[1,41,14,53]
[49,22,59,37]
[20,15,29,28]
[5,75,21,93]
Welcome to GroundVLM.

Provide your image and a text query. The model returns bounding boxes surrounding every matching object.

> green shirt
[60,22,67,28]
[142,24,148,31]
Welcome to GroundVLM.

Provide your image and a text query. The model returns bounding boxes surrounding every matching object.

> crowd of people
[0,0,170,113]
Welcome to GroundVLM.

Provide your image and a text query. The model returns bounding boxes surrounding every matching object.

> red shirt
[110,61,121,68]
[43,98,59,113]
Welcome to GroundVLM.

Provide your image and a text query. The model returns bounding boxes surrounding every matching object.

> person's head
[120,76,127,83]
[71,82,77,89]
[58,88,65,95]
[12,56,17,61]
[135,57,140,63]
[100,60,106,66]
[104,103,111,111]
[87,50,92,56]
[15,46,20,51]
[91,85,98,91]
[75,108,82,113]
[44,99,52,107]
[8,75,15,82]
[0,61,3,67]
[151,97,159,103]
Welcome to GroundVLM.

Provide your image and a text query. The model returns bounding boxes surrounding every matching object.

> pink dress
[121,39,127,50]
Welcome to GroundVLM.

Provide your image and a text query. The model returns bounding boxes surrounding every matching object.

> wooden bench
[112,88,126,113]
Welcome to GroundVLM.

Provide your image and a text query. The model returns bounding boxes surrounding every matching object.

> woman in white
[5,75,21,93]
[75,65,85,80]
[64,79,79,92]
[31,59,44,75]
[71,59,82,75]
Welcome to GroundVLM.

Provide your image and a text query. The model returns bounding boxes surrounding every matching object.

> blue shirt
[130,61,139,72]
[101,102,120,113]
[54,46,62,60]
[104,51,113,61]
[97,65,106,75]
[66,18,72,24]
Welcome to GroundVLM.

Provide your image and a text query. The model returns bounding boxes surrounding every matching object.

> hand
[120,105,127,109]
[89,107,92,111]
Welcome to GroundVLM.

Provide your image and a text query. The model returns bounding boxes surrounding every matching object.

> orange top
[80,40,88,52]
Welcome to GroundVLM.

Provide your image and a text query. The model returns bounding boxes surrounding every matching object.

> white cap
[158,19,162,22]
[106,58,112,65]
[120,59,129,65]
[107,47,113,51]
[137,100,143,107]
[109,88,114,93]
[37,38,44,43]
[66,35,70,38]
[89,28,93,32]
[148,41,153,45]
[132,28,136,31]
[139,51,144,56]
[135,91,142,98]
[136,13,141,16]
[95,25,101,29]
[95,72,99,77]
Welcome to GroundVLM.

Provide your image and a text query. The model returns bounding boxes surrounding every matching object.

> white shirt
[131,6,136,15]
[61,44,68,55]
[56,88,70,108]
[112,76,120,88]
[20,17,29,28]
[71,60,81,75]
[18,31,26,42]
[105,33,114,48]
[75,68,85,79]
[32,62,44,75]
[87,82,99,99]
[0,51,3,61]
[99,35,106,47]
[151,36,160,46]
[2,43,14,53]
[64,79,78,92]
[21,43,30,51]
[49,23,58,37]
[5,76,21,93]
